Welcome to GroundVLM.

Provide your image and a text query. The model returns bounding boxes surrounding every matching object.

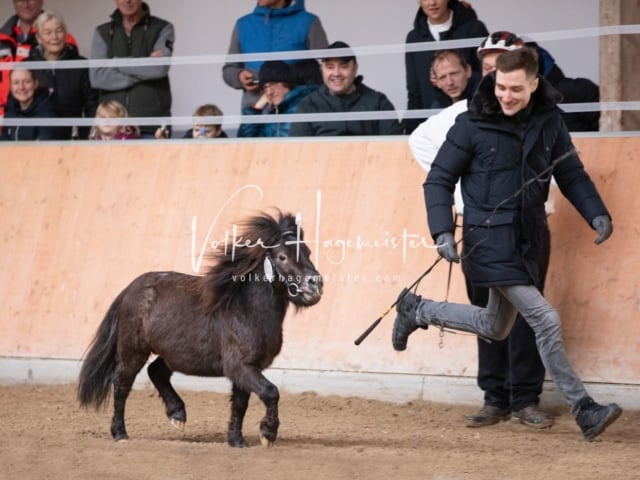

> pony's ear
[279,213,296,229]
[279,212,304,240]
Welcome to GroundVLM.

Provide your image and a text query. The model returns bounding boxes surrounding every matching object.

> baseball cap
[321,41,356,63]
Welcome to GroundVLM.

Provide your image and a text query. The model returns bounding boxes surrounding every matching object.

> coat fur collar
[468,72,563,122]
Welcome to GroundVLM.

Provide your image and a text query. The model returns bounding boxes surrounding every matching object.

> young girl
[89,100,141,140]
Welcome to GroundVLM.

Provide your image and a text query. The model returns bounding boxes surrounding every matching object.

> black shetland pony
[78,211,323,447]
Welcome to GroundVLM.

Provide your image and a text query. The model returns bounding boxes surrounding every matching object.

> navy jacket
[404,0,488,133]
[0,87,64,141]
[424,74,609,287]
[531,42,600,132]
[289,77,402,136]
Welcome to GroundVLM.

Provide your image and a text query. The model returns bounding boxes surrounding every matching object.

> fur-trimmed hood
[468,71,563,122]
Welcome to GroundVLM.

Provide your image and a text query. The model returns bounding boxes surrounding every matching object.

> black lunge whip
[353,256,443,345]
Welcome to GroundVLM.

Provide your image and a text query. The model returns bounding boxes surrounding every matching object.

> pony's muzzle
[307,274,323,296]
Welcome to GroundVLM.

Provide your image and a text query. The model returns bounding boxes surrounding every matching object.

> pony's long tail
[77,290,125,410]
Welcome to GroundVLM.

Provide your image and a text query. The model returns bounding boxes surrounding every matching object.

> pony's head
[261,211,323,307]
[205,210,323,311]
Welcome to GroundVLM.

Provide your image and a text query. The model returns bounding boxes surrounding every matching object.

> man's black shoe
[575,396,622,441]
[464,405,510,427]
[391,288,423,351]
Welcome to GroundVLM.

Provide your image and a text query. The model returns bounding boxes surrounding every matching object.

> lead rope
[439,257,453,349]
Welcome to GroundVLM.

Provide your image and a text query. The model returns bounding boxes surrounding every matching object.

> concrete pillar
[600,0,640,131]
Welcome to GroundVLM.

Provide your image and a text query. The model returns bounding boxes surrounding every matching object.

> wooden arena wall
[1,137,638,386]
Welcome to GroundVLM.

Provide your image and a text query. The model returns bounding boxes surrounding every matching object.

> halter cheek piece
[264,253,302,297]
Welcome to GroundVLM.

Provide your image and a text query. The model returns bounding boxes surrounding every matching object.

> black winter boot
[391,288,424,351]
[574,396,622,441]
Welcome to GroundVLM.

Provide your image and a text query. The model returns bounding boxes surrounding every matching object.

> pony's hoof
[171,418,185,431]
[260,435,274,448]
[227,437,249,448]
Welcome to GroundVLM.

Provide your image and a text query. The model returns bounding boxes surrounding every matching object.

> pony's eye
[278,254,287,262]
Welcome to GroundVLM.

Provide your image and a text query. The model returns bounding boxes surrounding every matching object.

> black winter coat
[0,87,65,141]
[26,44,98,139]
[424,74,610,287]
[288,76,402,136]
[404,0,488,133]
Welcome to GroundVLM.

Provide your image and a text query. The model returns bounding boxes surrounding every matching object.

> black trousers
[466,226,551,411]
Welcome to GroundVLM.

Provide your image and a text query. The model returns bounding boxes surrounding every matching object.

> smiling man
[393,47,621,442]
[289,41,402,137]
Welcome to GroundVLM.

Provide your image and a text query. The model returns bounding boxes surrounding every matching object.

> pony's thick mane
[201,211,302,312]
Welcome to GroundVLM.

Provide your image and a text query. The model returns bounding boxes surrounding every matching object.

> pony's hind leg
[111,356,148,441]
[227,383,251,448]
[147,357,186,429]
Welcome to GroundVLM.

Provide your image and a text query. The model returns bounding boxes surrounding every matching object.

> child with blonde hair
[90,100,141,140]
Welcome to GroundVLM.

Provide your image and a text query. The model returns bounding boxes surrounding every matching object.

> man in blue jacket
[392,47,621,442]
[223,0,328,110]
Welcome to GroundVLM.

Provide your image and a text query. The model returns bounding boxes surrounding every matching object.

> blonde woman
[89,100,141,140]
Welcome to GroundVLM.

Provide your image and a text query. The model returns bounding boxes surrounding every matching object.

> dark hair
[431,49,469,71]
[321,40,356,64]
[257,60,294,89]
[292,59,322,85]
[495,47,539,79]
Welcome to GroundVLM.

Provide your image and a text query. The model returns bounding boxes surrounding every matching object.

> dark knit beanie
[258,60,294,88]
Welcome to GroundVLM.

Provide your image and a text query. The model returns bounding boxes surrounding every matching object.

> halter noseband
[264,253,302,297]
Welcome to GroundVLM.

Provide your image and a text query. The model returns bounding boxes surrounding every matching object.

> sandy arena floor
[1,383,638,480]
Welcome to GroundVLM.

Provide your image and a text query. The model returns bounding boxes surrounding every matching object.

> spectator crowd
[0,0,600,141]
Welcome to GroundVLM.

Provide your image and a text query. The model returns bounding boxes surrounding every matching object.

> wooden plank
[0,137,638,384]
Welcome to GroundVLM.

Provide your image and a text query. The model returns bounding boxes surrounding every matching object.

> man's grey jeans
[416,284,588,411]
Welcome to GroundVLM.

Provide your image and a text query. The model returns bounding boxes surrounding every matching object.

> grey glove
[591,215,612,245]
[436,232,460,263]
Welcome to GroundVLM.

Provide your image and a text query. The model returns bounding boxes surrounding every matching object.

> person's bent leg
[497,285,587,405]
[392,287,517,351]
[498,285,621,440]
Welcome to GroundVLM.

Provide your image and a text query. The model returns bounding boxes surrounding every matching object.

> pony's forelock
[202,211,304,312]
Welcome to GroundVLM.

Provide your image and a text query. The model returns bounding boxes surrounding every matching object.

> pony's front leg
[258,380,279,447]
[228,383,250,448]
[228,367,280,447]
